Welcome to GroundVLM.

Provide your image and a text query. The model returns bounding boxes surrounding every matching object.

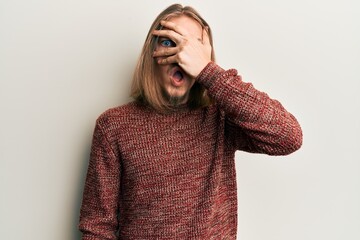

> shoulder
[95,101,146,130]
[99,101,140,118]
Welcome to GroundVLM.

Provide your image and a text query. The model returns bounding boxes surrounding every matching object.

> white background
[1,0,359,239]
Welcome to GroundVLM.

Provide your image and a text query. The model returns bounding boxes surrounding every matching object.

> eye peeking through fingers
[160,38,176,47]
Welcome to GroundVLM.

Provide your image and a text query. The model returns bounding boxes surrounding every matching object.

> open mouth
[172,70,184,82]
[169,66,185,85]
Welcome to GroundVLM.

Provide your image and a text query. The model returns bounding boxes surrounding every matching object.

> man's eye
[160,39,176,47]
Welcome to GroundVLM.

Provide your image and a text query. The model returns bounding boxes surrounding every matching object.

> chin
[164,89,190,105]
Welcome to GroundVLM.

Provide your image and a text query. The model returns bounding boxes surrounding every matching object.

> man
[79,4,302,239]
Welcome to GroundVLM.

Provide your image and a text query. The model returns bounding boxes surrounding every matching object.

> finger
[160,20,188,36]
[152,29,182,44]
[153,47,178,57]
[157,55,178,65]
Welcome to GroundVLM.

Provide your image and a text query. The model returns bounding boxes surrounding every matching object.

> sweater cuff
[195,62,226,89]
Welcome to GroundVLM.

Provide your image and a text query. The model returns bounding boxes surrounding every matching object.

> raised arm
[197,62,303,155]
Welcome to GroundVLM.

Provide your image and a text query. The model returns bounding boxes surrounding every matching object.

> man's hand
[152,20,212,79]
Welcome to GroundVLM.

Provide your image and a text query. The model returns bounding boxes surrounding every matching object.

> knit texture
[79,62,302,239]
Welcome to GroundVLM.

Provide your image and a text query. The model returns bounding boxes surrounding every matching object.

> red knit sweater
[79,62,302,239]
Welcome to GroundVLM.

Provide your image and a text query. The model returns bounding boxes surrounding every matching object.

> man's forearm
[196,62,302,155]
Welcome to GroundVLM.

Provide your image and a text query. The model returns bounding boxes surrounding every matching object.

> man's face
[154,15,203,106]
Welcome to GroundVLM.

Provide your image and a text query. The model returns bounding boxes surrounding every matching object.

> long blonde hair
[130,4,216,112]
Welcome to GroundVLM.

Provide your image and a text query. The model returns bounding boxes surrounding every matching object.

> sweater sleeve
[196,62,303,155]
[79,118,121,239]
